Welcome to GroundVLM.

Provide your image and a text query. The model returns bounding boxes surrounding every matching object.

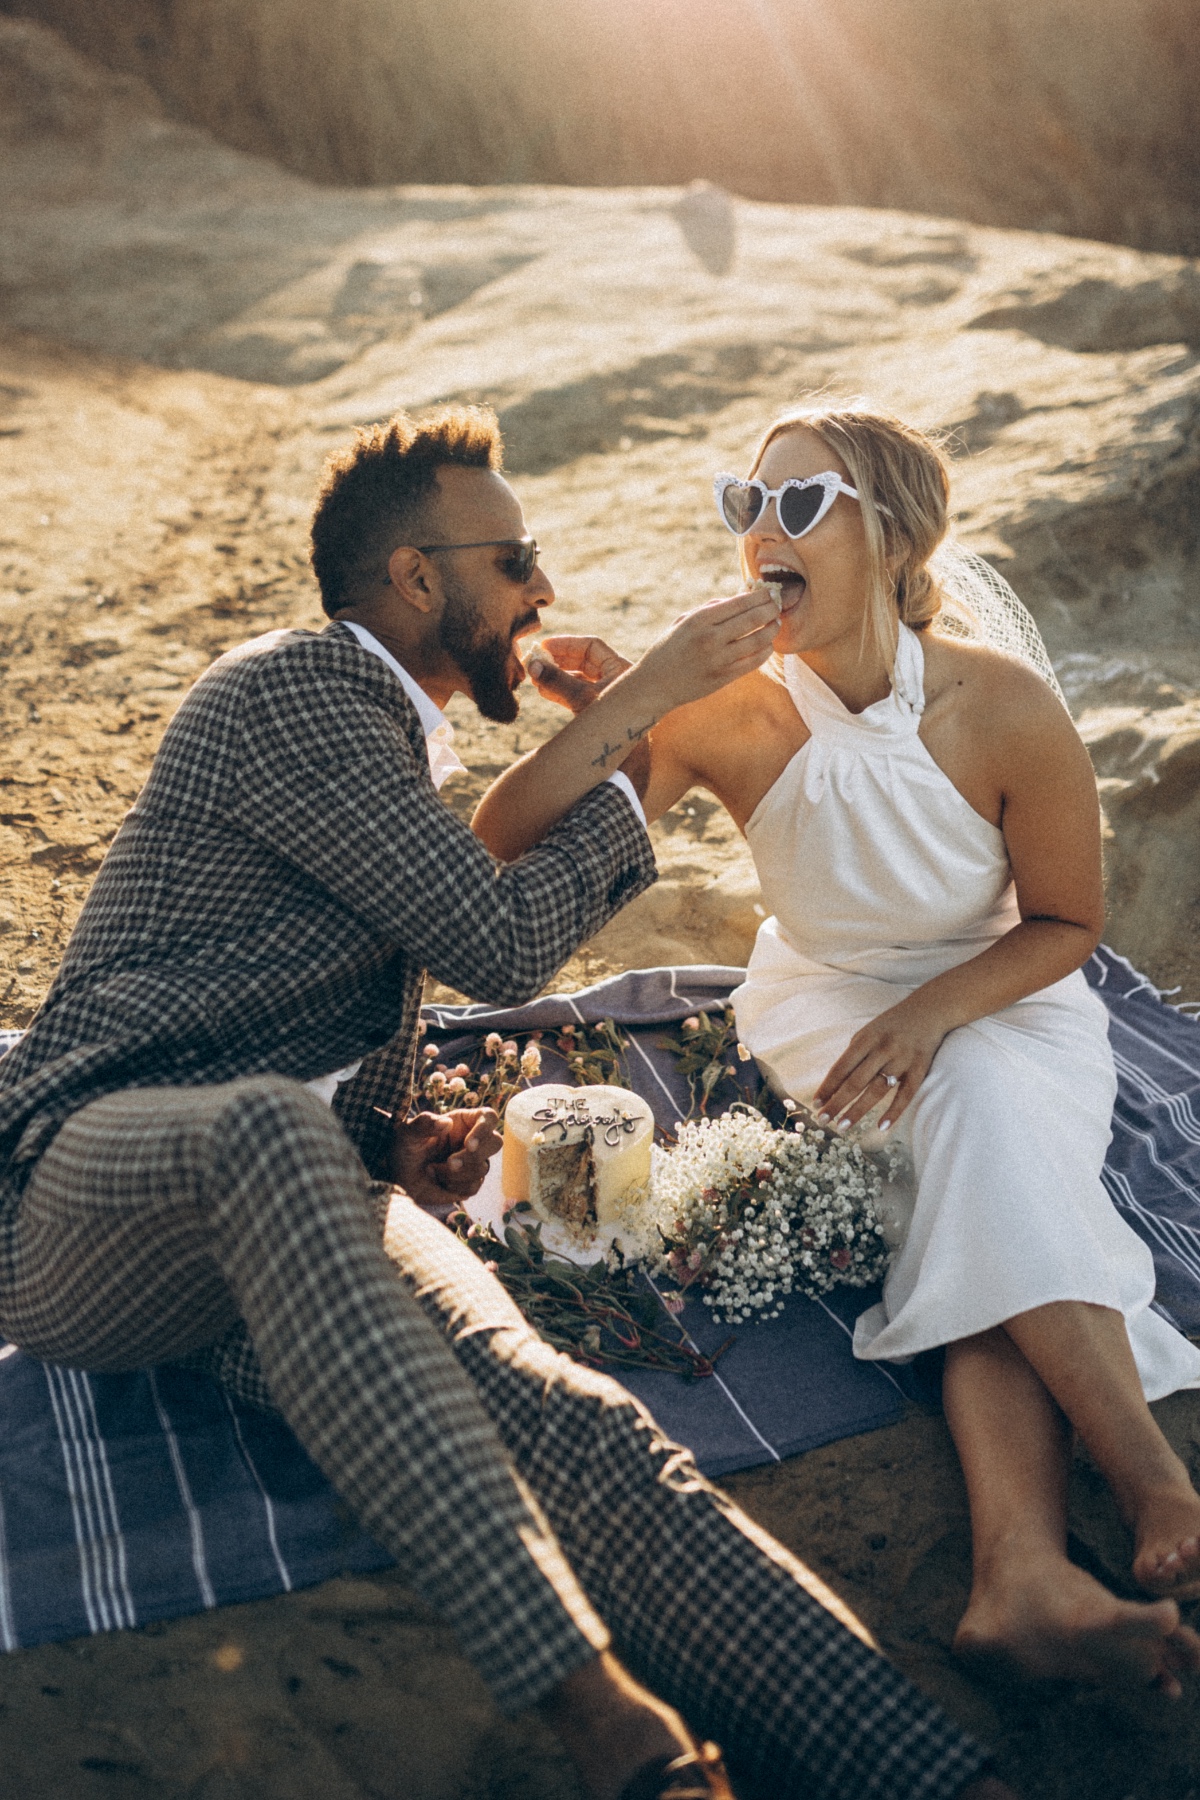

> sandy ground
[3,21,1200,1798]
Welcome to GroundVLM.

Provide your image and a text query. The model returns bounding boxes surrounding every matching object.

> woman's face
[743,427,874,661]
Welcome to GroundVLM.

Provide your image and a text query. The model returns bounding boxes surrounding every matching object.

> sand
[2,19,1200,1797]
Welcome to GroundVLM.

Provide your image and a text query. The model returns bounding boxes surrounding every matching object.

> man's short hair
[310,405,503,615]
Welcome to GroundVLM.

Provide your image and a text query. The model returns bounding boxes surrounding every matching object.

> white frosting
[502,1083,654,1243]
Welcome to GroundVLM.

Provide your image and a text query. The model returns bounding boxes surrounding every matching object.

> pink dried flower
[682,1016,700,1033]
[830,1247,851,1270]
[484,1031,503,1057]
[500,1040,519,1060]
[423,1043,439,1059]
[448,1076,467,1096]
[662,1291,686,1316]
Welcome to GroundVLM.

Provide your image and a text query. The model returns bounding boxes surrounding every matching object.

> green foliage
[658,1004,769,1120]
[454,1207,730,1380]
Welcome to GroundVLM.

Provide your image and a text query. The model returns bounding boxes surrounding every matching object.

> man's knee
[204,1074,350,1169]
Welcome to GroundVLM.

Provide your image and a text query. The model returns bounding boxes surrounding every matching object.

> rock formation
[3,0,1199,254]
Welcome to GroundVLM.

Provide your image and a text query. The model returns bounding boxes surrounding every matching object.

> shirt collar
[337,620,465,790]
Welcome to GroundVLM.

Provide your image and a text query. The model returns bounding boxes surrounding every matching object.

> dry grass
[4,0,1199,252]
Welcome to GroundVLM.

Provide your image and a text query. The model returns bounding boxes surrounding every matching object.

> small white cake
[502,1084,654,1241]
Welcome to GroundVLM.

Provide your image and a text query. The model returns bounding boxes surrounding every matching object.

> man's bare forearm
[474,662,665,859]
[589,721,655,773]
[474,586,780,860]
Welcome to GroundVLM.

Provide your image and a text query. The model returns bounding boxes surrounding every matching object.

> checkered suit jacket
[0,623,656,1197]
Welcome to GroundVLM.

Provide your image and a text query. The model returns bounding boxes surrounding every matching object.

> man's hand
[389,1108,502,1220]
[525,635,632,715]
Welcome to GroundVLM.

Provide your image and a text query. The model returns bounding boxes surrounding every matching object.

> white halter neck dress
[733,624,1200,1399]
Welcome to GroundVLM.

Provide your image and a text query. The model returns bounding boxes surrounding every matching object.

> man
[0,407,1010,1800]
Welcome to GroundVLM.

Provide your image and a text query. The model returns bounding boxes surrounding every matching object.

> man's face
[421,467,554,723]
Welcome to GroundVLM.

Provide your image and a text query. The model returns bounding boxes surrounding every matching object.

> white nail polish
[816,1112,830,1124]
[837,1119,851,1134]
[879,1119,892,1134]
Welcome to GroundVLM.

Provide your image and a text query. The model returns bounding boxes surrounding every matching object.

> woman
[474,403,1200,1698]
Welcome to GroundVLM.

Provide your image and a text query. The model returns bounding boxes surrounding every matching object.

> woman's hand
[526,635,632,715]
[389,1107,502,1221]
[473,586,778,860]
[814,995,954,1133]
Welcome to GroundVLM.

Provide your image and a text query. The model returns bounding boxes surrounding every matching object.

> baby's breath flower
[484,1031,503,1057]
[646,1108,890,1322]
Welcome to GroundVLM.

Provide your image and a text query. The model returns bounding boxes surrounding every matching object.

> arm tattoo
[590,721,656,771]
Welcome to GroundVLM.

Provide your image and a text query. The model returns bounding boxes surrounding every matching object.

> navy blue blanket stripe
[3,946,1200,1651]
[1086,949,1200,1332]
[0,1345,389,1650]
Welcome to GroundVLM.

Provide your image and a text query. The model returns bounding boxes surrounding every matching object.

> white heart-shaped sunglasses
[713,469,867,539]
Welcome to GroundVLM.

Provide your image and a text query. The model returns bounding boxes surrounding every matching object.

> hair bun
[899,564,941,629]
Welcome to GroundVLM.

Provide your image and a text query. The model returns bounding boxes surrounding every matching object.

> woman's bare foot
[953,1553,1200,1699]
[537,1651,707,1800]
[1128,1479,1200,1599]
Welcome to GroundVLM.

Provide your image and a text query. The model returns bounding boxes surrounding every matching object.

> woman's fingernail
[837,1119,852,1134]
[879,1120,892,1134]
[816,1112,830,1123]
[528,658,544,678]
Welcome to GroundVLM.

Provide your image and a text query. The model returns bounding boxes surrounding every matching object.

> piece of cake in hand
[502,1084,654,1244]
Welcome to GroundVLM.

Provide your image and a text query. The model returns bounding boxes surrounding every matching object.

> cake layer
[502,1084,654,1241]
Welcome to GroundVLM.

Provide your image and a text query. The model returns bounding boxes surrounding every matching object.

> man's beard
[438,576,535,724]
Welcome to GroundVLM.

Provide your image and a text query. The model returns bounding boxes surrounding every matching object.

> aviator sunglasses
[713,470,866,540]
[415,535,540,583]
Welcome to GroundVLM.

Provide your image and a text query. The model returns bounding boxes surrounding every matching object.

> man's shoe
[619,1741,736,1800]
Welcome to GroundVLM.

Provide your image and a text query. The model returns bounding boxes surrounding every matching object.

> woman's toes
[953,1569,1195,1694]
[1133,1499,1200,1597]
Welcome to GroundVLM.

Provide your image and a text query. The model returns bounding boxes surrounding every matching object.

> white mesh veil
[928,541,1066,704]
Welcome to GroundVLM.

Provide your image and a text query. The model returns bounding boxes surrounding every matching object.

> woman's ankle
[969,1526,1069,1591]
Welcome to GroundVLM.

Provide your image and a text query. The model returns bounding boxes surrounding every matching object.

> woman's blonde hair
[740,402,952,676]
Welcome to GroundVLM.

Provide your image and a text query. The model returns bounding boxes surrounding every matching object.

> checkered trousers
[0,1077,989,1798]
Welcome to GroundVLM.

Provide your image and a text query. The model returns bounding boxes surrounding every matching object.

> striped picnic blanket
[1,945,1198,1651]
